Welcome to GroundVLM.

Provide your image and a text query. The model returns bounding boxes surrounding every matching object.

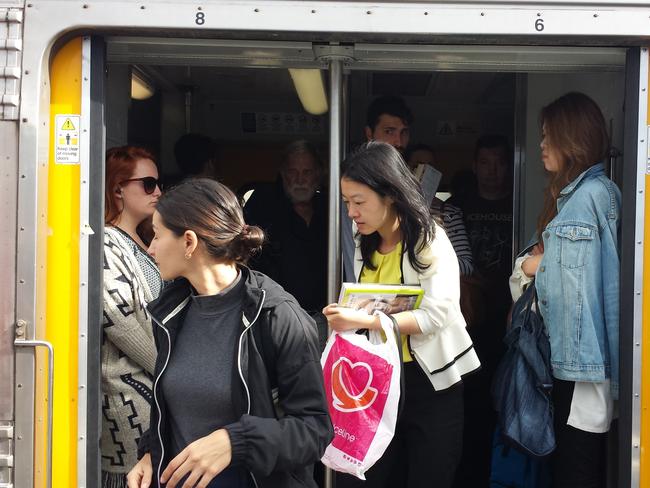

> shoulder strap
[252,305,328,387]
[252,310,278,389]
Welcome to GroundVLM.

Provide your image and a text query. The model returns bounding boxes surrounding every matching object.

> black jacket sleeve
[224,301,333,476]
[137,429,153,459]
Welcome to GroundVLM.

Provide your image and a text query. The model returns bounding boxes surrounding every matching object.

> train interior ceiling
[104,38,627,250]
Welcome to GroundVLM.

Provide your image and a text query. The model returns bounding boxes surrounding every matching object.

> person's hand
[160,429,232,488]
[322,304,380,332]
[531,244,543,255]
[522,253,544,278]
[127,453,153,488]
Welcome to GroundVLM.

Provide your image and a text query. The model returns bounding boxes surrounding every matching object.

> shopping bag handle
[383,313,406,420]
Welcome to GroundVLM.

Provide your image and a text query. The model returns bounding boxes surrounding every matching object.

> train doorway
[14,31,640,488]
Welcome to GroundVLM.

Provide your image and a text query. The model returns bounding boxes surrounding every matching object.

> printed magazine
[338,283,424,314]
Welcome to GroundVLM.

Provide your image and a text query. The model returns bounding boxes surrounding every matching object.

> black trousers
[551,379,607,488]
[337,362,464,488]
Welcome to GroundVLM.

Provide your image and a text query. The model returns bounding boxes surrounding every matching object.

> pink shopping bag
[320,313,401,480]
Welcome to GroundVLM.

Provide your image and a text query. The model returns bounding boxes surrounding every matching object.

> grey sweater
[101,227,161,474]
[160,273,249,486]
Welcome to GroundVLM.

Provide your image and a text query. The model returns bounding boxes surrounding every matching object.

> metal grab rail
[14,339,54,488]
[324,56,343,488]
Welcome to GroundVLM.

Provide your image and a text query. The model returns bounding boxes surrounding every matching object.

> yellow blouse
[359,242,413,362]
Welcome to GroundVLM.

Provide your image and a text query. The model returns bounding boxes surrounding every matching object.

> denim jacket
[535,163,621,398]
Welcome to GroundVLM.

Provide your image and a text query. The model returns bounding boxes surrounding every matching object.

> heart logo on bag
[331,357,379,412]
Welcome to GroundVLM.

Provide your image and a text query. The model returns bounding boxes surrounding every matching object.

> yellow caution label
[55,114,81,164]
[60,118,76,130]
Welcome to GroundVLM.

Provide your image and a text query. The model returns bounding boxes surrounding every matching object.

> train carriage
[1,0,649,487]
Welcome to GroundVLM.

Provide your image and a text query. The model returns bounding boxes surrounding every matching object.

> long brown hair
[536,92,609,243]
[105,146,156,224]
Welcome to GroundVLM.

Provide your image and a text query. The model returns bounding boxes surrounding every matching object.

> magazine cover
[338,283,424,314]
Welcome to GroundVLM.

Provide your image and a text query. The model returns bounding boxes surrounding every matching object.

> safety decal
[55,114,81,164]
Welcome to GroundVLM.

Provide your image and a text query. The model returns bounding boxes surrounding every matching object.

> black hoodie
[138,268,333,487]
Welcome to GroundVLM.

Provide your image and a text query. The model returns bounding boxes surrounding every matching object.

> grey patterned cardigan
[101,227,160,475]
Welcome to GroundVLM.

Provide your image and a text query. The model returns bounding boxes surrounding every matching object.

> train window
[108,65,330,191]
[347,70,516,192]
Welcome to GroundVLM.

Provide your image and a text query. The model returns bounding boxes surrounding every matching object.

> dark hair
[105,145,156,224]
[536,92,609,242]
[366,95,414,131]
[474,134,511,163]
[174,133,219,176]
[342,142,434,273]
[405,143,435,164]
[156,178,264,264]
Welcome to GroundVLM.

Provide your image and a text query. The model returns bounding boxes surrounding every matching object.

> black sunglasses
[120,176,161,194]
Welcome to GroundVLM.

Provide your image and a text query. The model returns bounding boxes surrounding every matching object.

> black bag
[492,283,555,458]
[490,425,551,488]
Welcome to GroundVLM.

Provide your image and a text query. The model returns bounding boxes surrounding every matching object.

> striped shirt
[430,199,474,276]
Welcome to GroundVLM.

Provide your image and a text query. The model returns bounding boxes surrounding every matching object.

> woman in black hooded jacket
[127,178,332,488]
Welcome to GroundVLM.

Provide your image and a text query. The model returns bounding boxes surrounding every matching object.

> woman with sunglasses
[102,146,163,488]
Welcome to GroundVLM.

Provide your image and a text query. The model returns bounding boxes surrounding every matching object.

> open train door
[620,46,649,488]
[14,31,344,488]
[10,2,650,488]
[13,36,106,488]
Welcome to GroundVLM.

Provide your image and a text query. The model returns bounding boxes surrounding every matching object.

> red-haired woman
[102,146,163,488]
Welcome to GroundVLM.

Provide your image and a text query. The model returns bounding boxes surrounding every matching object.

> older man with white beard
[244,140,328,312]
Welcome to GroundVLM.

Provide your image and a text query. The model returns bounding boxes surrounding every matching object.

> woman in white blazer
[324,142,480,488]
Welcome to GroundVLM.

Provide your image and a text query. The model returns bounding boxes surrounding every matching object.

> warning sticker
[55,114,81,164]
[437,121,455,137]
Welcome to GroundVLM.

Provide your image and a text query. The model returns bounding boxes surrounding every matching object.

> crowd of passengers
[100,92,620,488]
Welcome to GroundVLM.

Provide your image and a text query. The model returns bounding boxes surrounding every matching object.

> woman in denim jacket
[517,92,620,488]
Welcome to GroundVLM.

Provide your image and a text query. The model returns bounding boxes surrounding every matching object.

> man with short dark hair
[449,134,513,488]
[342,96,415,282]
[244,140,327,311]
[364,95,413,153]
[173,132,219,178]
[453,134,513,280]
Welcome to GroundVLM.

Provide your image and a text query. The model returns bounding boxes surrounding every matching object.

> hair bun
[237,224,265,258]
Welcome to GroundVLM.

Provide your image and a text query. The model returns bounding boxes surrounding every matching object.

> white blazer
[353,222,480,390]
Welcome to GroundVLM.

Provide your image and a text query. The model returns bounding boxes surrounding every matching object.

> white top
[353,223,481,391]
[510,254,613,434]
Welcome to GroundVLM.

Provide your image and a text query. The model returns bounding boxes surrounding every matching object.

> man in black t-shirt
[451,134,513,288]
[450,134,513,488]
